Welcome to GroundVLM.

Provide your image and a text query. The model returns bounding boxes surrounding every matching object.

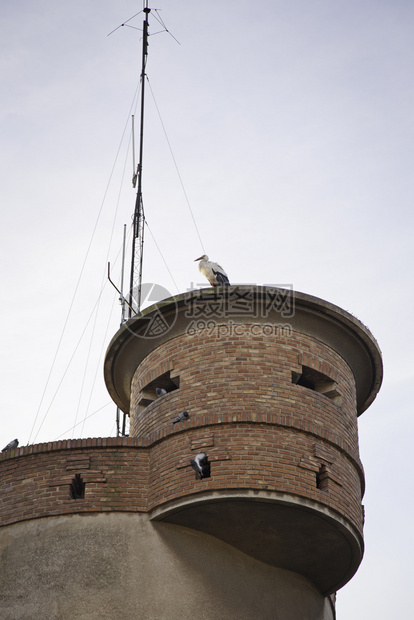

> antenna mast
[129,2,151,317]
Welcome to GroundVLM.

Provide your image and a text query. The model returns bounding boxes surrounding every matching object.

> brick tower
[0,286,382,619]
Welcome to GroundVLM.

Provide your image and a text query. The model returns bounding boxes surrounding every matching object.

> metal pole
[116,407,120,437]
[132,115,136,186]
[120,224,127,324]
[129,3,150,317]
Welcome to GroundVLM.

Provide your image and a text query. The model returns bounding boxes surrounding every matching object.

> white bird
[194,255,230,287]
[156,388,167,397]
[190,452,211,480]
[2,438,19,452]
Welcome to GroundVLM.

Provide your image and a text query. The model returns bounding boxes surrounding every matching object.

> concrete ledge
[150,488,363,595]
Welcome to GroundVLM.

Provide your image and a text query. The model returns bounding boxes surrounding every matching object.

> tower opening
[316,464,329,490]
[69,474,85,500]
[292,366,341,403]
[139,371,180,409]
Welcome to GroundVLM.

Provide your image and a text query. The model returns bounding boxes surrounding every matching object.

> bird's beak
[194,256,203,261]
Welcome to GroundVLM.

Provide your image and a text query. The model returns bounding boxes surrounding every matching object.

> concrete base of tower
[150,490,363,596]
[0,512,335,620]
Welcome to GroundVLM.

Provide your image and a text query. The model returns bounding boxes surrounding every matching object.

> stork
[194,255,230,287]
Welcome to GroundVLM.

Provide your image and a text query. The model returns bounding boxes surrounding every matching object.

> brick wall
[147,421,364,533]
[0,438,148,527]
[0,323,364,537]
[130,327,357,449]
[0,414,364,534]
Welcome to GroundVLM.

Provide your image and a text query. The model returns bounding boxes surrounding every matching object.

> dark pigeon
[190,452,211,480]
[156,388,167,397]
[2,439,19,452]
[173,410,189,424]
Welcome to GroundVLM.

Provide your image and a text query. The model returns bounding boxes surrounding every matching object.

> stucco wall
[0,512,335,620]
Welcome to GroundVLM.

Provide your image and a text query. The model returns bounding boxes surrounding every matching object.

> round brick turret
[104,286,382,595]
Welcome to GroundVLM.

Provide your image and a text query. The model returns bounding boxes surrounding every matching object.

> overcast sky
[1,1,413,617]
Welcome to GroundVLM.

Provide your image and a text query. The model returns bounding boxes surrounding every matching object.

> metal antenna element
[128,3,151,317]
[132,115,137,187]
[120,224,128,324]
[107,260,136,319]
[107,226,131,437]
[108,224,129,437]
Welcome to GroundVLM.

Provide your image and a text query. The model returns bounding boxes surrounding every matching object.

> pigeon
[156,388,167,397]
[173,410,189,424]
[190,452,211,480]
[2,438,19,452]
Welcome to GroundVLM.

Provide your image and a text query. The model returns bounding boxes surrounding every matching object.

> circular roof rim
[104,286,383,415]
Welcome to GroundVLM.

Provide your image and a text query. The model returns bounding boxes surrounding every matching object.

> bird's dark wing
[212,269,230,286]
[201,461,211,478]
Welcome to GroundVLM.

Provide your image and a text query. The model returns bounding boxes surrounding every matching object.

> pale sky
[1,1,413,617]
